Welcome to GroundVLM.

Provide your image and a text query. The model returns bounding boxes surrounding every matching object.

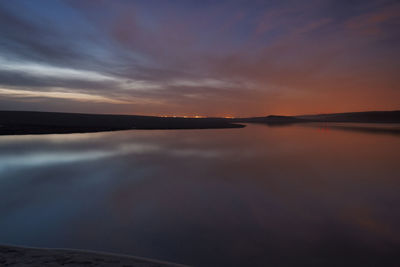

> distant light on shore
[160,115,207,118]
[159,115,235,119]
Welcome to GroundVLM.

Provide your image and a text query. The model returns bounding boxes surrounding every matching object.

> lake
[0,123,399,266]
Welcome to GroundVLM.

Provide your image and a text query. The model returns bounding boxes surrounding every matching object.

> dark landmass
[0,245,187,267]
[0,111,244,135]
[231,111,400,136]
[295,110,400,123]
[1,110,399,135]
[233,115,305,125]
[233,110,400,125]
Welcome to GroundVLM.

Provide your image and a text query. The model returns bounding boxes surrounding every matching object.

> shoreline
[1,110,399,136]
[0,124,245,136]
[0,244,188,266]
[0,110,244,135]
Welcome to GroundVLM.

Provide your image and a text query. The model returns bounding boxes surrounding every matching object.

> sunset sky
[0,0,399,117]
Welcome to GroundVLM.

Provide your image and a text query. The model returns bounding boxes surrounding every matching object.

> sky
[0,0,399,117]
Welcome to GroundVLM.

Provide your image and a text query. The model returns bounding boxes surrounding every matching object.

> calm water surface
[0,124,399,266]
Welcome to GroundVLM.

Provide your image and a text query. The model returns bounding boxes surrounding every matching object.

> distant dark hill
[234,115,304,125]
[0,111,244,135]
[234,111,400,125]
[295,110,400,123]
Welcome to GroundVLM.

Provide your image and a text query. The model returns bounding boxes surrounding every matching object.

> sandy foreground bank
[0,245,188,267]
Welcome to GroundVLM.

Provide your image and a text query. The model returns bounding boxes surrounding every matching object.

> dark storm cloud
[0,0,399,115]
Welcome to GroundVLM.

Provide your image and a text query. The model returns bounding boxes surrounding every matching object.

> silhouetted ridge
[234,115,304,125]
[233,111,400,124]
[296,110,400,123]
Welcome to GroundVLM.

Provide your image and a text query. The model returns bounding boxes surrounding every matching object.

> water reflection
[0,124,399,266]
[252,122,400,136]
[300,122,400,136]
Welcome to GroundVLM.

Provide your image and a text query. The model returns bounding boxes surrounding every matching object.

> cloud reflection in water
[0,125,399,266]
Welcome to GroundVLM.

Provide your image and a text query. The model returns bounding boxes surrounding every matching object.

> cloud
[0,87,129,104]
[0,0,399,116]
[345,2,400,36]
